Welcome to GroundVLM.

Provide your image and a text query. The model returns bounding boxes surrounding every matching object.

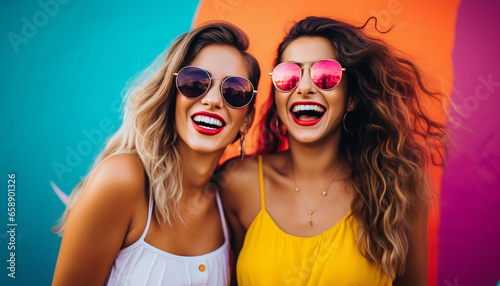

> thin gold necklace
[291,163,341,228]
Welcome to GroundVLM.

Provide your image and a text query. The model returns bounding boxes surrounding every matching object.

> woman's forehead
[190,45,248,78]
[282,36,338,63]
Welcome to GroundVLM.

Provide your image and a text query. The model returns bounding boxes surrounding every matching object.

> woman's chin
[287,127,340,146]
[288,132,324,144]
[179,137,227,155]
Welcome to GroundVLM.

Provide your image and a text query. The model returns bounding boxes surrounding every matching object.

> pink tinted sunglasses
[269,59,346,92]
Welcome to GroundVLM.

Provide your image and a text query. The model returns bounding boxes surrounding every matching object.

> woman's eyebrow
[283,60,317,67]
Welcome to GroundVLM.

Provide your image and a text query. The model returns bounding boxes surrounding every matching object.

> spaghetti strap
[138,193,154,241]
[258,155,265,209]
[215,191,229,241]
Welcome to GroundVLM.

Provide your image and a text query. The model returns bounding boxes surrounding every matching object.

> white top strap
[138,192,154,241]
[215,191,229,241]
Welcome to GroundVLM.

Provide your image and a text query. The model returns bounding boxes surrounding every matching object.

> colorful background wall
[1,0,498,285]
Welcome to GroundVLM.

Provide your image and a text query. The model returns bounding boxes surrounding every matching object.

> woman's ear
[347,96,359,112]
[240,108,255,133]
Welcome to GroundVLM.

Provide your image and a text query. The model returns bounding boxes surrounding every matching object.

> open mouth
[191,112,226,135]
[290,102,326,126]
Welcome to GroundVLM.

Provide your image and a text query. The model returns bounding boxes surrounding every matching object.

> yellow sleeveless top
[236,156,392,286]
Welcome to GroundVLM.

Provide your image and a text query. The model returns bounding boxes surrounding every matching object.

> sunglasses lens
[272,63,301,92]
[222,77,254,108]
[176,67,210,98]
[311,60,343,89]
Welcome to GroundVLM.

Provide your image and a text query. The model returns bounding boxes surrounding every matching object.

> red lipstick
[191,111,226,136]
[290,101,326,126]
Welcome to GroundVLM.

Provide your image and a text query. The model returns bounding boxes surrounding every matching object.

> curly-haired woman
[219,16,446,285]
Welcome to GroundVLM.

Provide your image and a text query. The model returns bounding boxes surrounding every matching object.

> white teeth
[292,104,325,113]
[192,115,223,127]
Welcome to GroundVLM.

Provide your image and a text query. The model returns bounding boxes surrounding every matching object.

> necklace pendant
[308,211,313,228]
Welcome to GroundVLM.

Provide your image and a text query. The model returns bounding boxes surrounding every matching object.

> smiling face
[175,45,253,153]
[275,36,352,144]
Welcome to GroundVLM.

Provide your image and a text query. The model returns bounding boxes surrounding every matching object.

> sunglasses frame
[174,66,257,109]
[269,59,346,92]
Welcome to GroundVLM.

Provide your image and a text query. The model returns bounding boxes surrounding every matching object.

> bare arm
[393,205,428,286]
[52,154,146,286]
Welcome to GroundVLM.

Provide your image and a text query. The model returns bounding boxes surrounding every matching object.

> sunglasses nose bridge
[208,77,224,92]
[300,66,313,77]
[200,76,225,108]
[296,66,316,92]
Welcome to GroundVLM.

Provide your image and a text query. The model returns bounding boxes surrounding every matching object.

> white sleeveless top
[106,192,230,286]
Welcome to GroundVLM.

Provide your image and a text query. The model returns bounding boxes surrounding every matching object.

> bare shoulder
[69,153,148,227]
[67,152,149,245]
[53,153,147,285]
[81,153,147,205]
[216,153,287,194]
[89,153,146,190]
[216,156,260,225]
[260,152,289,171]
[217,155,260,198]
[218,155,259,186]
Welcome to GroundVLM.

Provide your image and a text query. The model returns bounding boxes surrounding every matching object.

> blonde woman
[219,17,446,285]
[52,22,259,285]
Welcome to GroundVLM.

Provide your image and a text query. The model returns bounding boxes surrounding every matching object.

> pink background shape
[439,0,500,285]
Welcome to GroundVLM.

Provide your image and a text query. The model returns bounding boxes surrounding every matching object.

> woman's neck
[286,131,343,182]
[176,141,224,202]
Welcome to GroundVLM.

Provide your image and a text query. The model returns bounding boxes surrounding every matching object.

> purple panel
[439,0,500,285]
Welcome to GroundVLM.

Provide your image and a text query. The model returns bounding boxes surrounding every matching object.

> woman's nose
[200,78,224,109]
[295,67,317,95]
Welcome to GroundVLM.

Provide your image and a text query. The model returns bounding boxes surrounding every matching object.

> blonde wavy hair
[55,22,260,233]
[260,17,447,279]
